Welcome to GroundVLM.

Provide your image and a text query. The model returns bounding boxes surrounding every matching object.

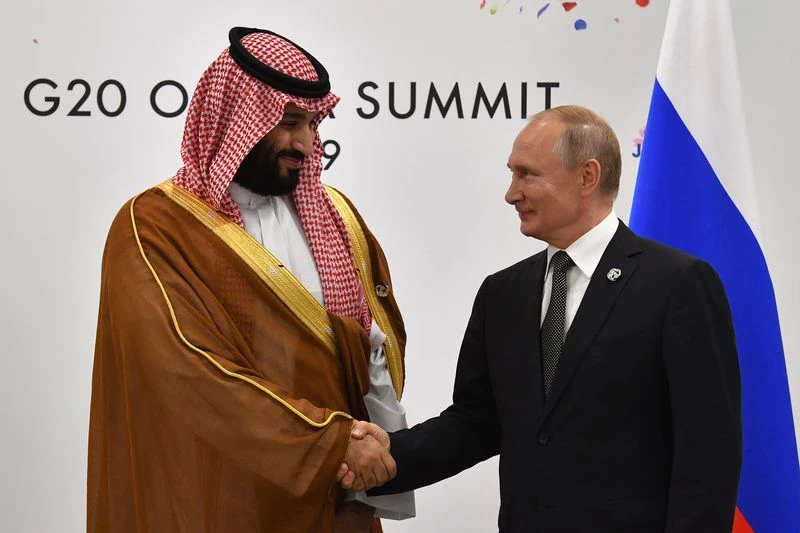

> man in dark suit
[342,105,742,532]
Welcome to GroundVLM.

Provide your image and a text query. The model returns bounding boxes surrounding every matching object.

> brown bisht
[88,182,406,532]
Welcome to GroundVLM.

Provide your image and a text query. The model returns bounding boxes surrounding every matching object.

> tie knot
[550,250,574,274]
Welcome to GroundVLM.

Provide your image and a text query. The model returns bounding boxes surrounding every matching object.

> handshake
[336,421,396,492]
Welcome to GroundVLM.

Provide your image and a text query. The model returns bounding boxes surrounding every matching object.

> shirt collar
[546,210,619,279]
[228,182,271,209]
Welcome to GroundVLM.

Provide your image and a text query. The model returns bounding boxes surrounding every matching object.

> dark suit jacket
[375,222,742,532]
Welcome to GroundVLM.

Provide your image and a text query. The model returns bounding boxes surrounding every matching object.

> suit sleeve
[662,260,742,532]
[372,278,502,494]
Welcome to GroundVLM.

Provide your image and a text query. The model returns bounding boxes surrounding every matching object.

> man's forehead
[514,120,562,149]
[508,120,563,163]
[282,102,319,120]
[524,118,564,139]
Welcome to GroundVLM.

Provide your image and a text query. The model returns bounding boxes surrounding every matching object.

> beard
[232,144,304,196]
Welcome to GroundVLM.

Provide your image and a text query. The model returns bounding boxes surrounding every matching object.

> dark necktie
[541,250,574,400]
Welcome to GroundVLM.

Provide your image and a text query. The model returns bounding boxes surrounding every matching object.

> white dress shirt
[229,183,415,519]
[541,210,620,336]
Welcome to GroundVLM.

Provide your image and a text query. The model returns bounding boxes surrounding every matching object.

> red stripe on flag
[733,507,755,533]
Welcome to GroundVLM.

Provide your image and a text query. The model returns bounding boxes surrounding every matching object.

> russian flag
[629,1,800,531]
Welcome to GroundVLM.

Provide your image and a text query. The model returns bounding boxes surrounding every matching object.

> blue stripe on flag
[630,80,800,531]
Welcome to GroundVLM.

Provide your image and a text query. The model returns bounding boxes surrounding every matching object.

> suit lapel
[520,251,548,408]
[539,223,642,421]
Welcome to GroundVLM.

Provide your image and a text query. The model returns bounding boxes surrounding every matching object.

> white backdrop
[1,1,798,531]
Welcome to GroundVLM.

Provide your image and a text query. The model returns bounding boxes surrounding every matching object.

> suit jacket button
[375,284,390,298]
[537,434,550,445]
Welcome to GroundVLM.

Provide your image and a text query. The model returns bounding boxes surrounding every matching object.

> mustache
[277,149,305,161]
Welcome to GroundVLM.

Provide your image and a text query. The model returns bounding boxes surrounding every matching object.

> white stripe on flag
[655,0,759,236]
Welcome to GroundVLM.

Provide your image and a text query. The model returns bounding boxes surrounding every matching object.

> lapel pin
[607,268,622,281]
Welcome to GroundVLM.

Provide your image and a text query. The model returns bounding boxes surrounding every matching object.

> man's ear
[579,159,602,196]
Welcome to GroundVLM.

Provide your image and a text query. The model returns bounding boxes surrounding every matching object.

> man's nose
[291,127,314,157]
[505,179,521,205]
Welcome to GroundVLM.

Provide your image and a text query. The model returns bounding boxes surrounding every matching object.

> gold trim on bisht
[156,180,336,353]
[326,185,405,400]
[130,182,352,428]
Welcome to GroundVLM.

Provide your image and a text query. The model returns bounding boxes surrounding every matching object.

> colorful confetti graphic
[537,3,550,18]
[480,0,651,30]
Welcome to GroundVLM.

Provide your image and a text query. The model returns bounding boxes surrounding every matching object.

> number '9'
[322,140,340,170]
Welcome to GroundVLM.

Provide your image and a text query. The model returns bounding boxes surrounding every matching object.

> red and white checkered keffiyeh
[173,31,371,330]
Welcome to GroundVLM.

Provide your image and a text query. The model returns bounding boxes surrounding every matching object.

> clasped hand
[336,421,395,492]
